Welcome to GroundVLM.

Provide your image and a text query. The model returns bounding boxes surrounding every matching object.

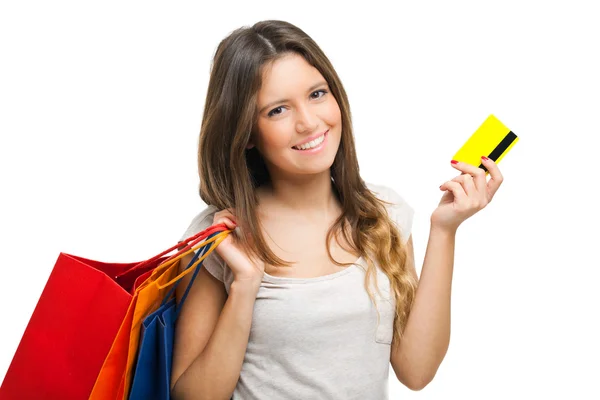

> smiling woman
[166,20,421,399]
[169,20,420,399]
[169,18,505,400]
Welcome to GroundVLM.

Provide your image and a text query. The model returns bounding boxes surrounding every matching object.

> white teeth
[293,133,325,150]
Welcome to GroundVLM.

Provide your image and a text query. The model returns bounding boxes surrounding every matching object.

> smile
[292,130,329,152]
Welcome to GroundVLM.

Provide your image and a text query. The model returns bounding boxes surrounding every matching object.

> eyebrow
[258,81,329,114]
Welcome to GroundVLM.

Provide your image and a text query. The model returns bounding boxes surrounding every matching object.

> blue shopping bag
[128,231,219,399]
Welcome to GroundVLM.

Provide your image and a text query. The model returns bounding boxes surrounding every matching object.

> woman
[170,19,504,399]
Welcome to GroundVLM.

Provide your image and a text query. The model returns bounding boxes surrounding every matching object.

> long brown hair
[197,20,416,343]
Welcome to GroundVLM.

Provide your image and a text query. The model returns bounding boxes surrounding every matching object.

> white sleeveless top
[179,182,414,399]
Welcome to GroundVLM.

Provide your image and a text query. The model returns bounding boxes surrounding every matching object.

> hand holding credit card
[435,114,514,230]
[452,114,518,174]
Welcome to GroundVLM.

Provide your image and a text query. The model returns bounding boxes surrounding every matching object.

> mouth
[292,129,329,151]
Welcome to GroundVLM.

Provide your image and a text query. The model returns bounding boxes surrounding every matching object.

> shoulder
[179,204,220,242]
[365,181,415,244]
[365,182,412,209]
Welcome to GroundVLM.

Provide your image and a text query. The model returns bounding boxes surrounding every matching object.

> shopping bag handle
[155,230,229,290]
[132,228,230,294]
[143,229,229,287]
[134,223,227,275]
[156,224,227,269]
[114,223,228,280]
[158,230,221,315]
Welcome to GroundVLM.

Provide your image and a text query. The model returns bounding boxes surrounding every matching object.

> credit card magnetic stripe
[478,130,518,172]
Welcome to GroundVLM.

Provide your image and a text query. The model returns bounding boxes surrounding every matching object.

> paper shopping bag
[88,225,229,400]
[128,231,222,399]
[0,253,167,400]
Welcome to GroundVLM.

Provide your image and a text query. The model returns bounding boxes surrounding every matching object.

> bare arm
[170,252,261,400]
[391,227,455,390]
[392,156,504,389]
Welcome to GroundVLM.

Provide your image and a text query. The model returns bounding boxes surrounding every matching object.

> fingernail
[451,160,458,164]
[481,156,489,161]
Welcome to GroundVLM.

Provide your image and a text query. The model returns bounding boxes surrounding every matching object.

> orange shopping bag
[88,226,229,399]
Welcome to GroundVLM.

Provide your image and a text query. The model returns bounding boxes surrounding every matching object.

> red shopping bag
[0,254,166,400]
[0,224,227,400]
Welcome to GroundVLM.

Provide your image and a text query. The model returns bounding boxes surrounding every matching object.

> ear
[246,130,257,149]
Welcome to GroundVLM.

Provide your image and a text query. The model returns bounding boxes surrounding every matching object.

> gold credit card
[452,114,518,174]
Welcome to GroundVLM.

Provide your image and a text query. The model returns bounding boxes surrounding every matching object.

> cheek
[257,122,294,151]
[324,98,342,125]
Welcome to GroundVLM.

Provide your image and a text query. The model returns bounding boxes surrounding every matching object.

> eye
[310,89,328,99]
[267,106,284,117]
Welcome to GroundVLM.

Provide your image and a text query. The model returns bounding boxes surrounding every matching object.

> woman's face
[251,53,342,181]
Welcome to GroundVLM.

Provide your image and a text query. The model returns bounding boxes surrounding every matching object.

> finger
[450,160,487,193]
[216,217,237,231]
[480,156,504,197]
[452,173,476,197]
[214,209,238,230]
[440,181,468,202]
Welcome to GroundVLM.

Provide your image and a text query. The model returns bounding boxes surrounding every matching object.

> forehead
[258,54,325,101]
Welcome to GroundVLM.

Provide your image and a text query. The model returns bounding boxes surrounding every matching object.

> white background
[1,0,599,398]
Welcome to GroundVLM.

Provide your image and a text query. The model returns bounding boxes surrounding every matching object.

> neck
[258,171,340,215]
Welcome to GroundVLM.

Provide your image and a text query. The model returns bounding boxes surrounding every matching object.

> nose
[295,104,318,133]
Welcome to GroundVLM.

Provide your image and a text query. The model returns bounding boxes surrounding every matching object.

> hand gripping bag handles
[0,223,226,400]
[88,226,230,400]
[128,230,224,399]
